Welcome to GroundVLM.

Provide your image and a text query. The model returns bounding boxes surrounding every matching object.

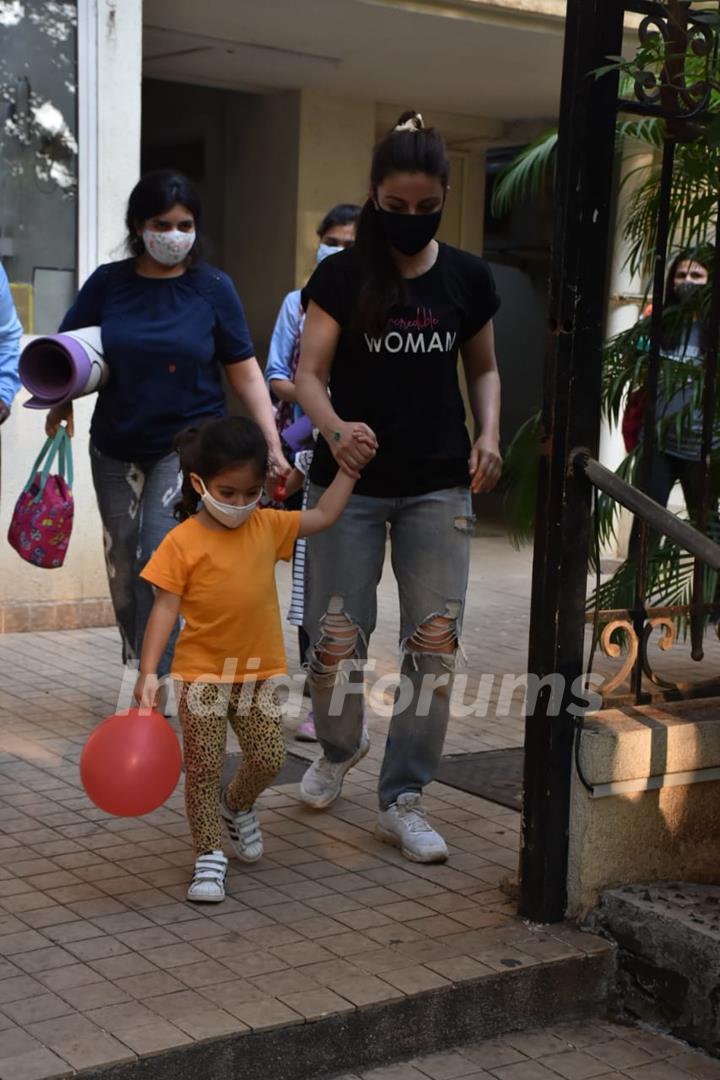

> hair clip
[394,113,424,133]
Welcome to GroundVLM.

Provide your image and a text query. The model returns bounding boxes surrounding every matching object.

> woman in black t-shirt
[296,112,502,863]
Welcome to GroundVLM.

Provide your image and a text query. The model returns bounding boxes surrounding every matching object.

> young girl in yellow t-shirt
[135,415,374,902]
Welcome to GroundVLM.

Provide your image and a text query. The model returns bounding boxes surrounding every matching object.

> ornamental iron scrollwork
[596,619,639,696]
[594,612,720,702]
[620,2,715,120]
[641,616,680,691]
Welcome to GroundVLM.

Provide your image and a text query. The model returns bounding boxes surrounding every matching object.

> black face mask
[675,281,703,302]
[375,206,443,256]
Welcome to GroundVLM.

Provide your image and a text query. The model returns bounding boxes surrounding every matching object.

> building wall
[223,91,301,368]
[142,79,229,268]
[295,91,375,286]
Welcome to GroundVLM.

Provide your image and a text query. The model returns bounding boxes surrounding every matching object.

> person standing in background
[266,203,361,430]
[0,262,22,426]
[628,253,720,558]
[266,203,361,741]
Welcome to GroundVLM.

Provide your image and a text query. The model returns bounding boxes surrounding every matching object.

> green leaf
[500,412,543,548]
[490,131,558,218]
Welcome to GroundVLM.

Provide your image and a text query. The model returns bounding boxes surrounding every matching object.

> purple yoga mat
[281,413,314,452]
[20,328,107,409]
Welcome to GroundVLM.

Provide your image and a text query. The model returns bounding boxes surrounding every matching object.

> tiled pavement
[0,532,718,1078]
[332,1021,720,1080]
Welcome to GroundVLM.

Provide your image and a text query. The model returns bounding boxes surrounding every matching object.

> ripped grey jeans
[304,483,474,809]
[90,442,182,676]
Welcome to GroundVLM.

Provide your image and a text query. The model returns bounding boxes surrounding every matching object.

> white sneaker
[300,734,370,809]
[187,850,228,902]
[221,792,263,863]
[376,792,449,863]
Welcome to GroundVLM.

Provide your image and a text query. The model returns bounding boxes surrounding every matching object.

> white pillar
[599,146,657,559]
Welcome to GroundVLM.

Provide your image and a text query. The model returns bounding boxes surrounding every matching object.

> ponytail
[353,111,450,334]
[353,198,405,335]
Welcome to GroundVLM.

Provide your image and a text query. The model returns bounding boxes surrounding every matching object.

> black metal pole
[519,0,625,924]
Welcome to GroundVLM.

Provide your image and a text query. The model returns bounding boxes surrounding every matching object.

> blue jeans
[304,484,474,809]
[90,442,182,676]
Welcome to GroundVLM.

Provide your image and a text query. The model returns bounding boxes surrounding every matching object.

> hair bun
[394,111,424,133]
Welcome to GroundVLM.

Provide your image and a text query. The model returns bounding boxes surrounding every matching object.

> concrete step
[76,927,615,1080]
[589,881,720,1056]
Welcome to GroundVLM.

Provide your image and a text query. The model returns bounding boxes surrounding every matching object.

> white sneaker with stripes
[187,850,228,902]
[221,791,263,863]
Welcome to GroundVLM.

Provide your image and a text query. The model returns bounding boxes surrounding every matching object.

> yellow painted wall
[295,91,375,287]
[223,90,301,364]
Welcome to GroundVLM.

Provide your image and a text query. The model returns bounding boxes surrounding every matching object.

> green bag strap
[24,426,68,502]
[57,428,74,490]
[23,436,54,494]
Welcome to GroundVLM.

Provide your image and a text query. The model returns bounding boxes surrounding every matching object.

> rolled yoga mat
[20,327,108,410]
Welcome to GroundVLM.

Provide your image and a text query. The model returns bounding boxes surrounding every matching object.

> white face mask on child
[195,477,258,529]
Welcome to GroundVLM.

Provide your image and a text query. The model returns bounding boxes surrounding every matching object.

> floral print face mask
[142,228,196,266]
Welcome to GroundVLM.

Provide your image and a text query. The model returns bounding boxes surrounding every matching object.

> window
[0,1,78,333]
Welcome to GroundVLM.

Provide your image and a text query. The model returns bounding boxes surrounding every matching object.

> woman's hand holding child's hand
[134,673,160,711]
[330,421,378,479]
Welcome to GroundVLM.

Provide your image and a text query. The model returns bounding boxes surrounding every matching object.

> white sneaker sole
[186,887,226,903]
[375,824,449,864]
[300,738,370,810]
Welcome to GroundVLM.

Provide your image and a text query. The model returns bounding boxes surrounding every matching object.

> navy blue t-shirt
[59,259,254,460]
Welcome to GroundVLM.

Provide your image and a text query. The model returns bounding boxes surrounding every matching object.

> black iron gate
[520,0,720,923]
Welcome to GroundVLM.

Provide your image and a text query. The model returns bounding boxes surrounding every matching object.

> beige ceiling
[142,0,565,120]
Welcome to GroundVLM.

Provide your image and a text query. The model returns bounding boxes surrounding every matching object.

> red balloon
[80,709,182,817]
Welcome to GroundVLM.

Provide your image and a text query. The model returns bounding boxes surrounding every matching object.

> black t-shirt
[305,243,500,497]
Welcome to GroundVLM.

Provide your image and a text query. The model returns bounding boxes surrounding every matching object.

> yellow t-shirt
[140,510,301,682]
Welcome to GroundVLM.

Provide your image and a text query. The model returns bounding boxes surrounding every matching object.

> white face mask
[316,242,344,264]
[195,477,259,529]
[143,228,196,267]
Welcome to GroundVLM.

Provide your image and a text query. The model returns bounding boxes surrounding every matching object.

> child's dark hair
[317,203,361,237]
[125,170,202,259]
[174,417,269,521]
[353,111,450,333]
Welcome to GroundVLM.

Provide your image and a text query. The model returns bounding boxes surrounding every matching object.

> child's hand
[134,673,160,711]
[351,426,377,450]
[274,467,304,501]
[349,429,376,474]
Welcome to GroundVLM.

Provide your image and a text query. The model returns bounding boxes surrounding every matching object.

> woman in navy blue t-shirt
[48,171,289,676]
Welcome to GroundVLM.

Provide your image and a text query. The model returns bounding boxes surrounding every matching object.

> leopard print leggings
[179,680,286,855]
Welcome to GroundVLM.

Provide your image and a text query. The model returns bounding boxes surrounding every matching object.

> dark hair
[353,111,450,333]
[317,203,362,238]
[125,170,202,258]
[174,417,268,521]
